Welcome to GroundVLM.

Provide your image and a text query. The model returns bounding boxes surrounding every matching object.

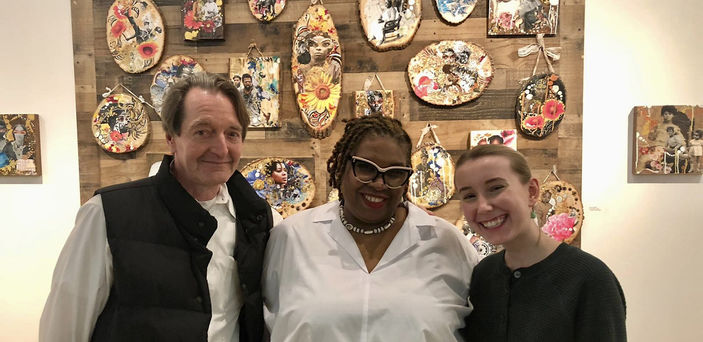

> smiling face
[167,87,243,200]
[340,134,409,227]
[455,155,539,249]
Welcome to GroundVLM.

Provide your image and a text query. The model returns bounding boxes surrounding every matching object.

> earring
[530,208,536,219]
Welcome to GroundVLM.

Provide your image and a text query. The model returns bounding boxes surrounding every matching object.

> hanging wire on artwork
[542,164,561,184]
[517,33,561,82]
[416,122,441,149]
[101,83,156,111]
[247,41,265,59]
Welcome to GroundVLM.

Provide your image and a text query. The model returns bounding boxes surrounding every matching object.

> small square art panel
[633,105,703,175]
[354,90,394,118]
[0,114,41,176]
[469,129,517,150]
[488,0,559,36]
[183,0,225,40]
[230,56,281,128]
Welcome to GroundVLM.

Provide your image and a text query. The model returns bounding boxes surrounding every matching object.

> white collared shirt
[39,184,282,342]
[263,201,479,342]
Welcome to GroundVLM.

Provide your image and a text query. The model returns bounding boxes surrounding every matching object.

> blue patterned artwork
[241,158,316,217]
[436,0,477,24]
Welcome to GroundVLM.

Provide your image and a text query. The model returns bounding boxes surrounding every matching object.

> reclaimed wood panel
[72,0,584,244]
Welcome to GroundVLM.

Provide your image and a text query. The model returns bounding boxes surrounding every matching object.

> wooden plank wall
[71,0,584,242]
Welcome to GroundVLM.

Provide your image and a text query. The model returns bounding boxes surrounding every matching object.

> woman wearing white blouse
[263,115,479,341]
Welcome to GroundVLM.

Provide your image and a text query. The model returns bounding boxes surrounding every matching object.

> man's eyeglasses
[349,156,413,189]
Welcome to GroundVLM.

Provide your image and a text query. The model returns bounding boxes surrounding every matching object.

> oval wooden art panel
[248,0,286,22]
[106,0,165,73]
[455,216,499,259]
[436,0,477,24]
[241,157,316,218]
[91,93,150,154]
[534,180,583,244]
[407,143,455,209]
[360,0,421,51]
[516,73,566,139]
[150,55,204,115]
[292,4,342,139]
[408,41,493,106]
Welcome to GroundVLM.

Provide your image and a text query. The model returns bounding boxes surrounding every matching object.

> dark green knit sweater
[463,243,626,342]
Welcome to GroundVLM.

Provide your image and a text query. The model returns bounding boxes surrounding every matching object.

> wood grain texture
[72,0,584,243]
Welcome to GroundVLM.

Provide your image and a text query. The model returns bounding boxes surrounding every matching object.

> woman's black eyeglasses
[349,156,413,189]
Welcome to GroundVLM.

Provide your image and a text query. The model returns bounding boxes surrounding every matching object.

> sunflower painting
[106,0,165,73]
[292,4,342,139]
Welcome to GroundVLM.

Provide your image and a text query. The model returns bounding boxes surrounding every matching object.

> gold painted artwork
[106,0,165,73]
[241,157,316,218]
[292,4,342,139]
[0,114,41,176]
[359,0,421,51]
[454,216,499,259]
[91,94,150,154]
[407,143,455,209]
[634,105,703,175]
[408,41,493,106]
[183,0,225,40]
[354,90,394,118]
[150,55,204,115]
[248,0,286,22]
[488,0,559,36]
[535,180,583,244]
[230,56,281,128]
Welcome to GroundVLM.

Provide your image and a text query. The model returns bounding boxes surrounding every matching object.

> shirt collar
[197,183,236,218]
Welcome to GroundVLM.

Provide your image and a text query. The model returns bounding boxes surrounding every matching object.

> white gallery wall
[0,1,80,341]
[0,0,701,341]
[583,0,703,341]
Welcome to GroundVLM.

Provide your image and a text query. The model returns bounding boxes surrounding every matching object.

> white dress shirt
[39,184,282,342]
[263,200,479,342]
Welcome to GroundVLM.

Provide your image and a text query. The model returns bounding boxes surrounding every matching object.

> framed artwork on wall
[488,0,559,36]
[469,129,517,149]
[634,105,703,175]
[230,55,281,128]
[106,0,165,73]
[0,114,41,176]
[183,0,225,40]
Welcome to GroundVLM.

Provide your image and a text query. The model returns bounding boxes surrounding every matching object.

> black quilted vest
[90,155,273,342]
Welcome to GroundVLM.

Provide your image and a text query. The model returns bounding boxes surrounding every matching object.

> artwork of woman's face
[272,162,288,184]
[662,111,674,122]
[308,34,333,63]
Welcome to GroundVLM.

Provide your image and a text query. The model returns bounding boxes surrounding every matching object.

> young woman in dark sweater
[455,144,626,342]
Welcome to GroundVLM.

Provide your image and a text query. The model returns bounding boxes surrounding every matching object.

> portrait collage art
[106,0,164,73]
[242,158,316,218]
[634,105,703,174]
[0,114,41,176]
[230,56,281,128]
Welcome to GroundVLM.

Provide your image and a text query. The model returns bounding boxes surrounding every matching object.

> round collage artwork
[106,0,165,73]
[407,143,455,209]
[408,40,493,106]
[534,180,583,244]
[150,55,205,115]
[454,216,499,259]
[516,73,566,139]
[91,93,150,154]
[241,158,316,218]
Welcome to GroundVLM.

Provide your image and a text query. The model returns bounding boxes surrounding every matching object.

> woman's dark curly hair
[326,115,412,197]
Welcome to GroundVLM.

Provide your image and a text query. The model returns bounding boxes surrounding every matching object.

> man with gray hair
[40,72,281,342]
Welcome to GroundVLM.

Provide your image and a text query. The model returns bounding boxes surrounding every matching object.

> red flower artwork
[113,5,127,20]
[137,42,158,59]
[414,76,437,98]
[202,20,216,33]
[110,21,127,38]
[542,99,565,120]
[184,10,202,30]
[524,115,545,129]
[541,213,576,241]
[110,130,123,142]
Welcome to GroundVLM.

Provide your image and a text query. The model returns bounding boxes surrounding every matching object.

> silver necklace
[339,203,395,235]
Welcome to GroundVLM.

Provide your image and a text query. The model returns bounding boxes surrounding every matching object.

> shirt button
[513,271,522,279]
[256,215,263,222]
[195,296,203,303]
[197,221,205,228]
[242,283,248,291]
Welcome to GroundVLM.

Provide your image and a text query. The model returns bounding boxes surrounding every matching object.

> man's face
[243,77,253,91]
[167,88,243,199]
[233,77,241,88]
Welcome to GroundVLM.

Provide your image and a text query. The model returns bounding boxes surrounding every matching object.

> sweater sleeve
[574,260,627,342]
